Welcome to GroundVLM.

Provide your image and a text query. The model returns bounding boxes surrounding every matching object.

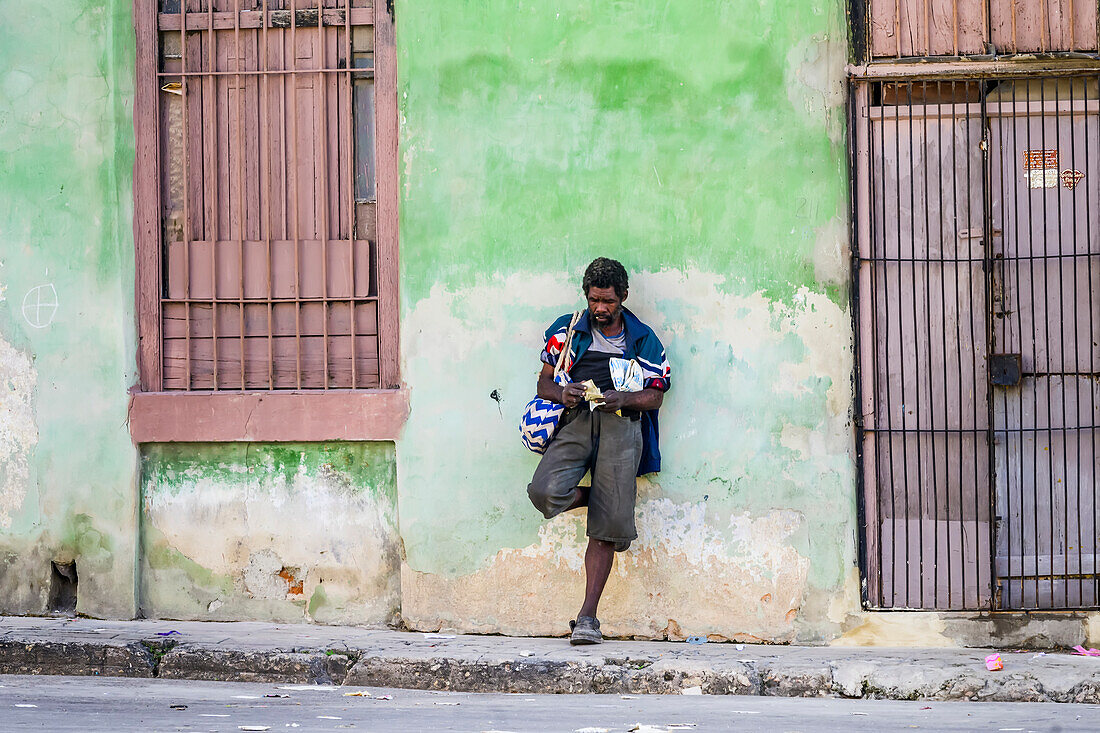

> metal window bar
[156,0,379,390]
[852,74,1100,610]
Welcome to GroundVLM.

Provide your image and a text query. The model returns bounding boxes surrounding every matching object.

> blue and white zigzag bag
[520,310,583,453]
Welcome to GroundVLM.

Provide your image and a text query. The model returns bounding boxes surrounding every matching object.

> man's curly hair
[582,257,629,299]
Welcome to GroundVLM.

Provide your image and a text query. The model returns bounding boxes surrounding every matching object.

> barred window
[134,0,398,394]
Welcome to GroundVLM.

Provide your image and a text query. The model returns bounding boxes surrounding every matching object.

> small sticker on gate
[1027,169,1059,189]
[1023,149,1058,170]
[1061,169,1085,189]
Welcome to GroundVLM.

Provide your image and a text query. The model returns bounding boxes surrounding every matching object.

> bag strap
[553,310,584,379]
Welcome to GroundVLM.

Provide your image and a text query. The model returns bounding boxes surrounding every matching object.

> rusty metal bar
[905,82,927,607]
[966,82,983,609]
[1067,76,1084,606]
[206,0,220,390]
[931,82,948,607]
[1052,78,1070,608]
[1021,77,1041,607]
[1009,76,1027,609]
[179,0,193,389]
[948,80,964,606]
[317,7,330,388]
[289,0,303,388]
[345,0,357,388]
[1086,72,1098,607]
[261,0,274,389]
[978,79,996,611]
[235,0,246,389]
[164,295,378,302]
[1037,78,1054,609]
[158,67,351,76]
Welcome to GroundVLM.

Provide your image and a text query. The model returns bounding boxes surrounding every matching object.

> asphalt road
[0,674,1093,732]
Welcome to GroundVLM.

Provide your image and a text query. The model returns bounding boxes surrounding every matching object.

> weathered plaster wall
[0,0,138,616]
[140,443,400,625]
[396,0,858,642]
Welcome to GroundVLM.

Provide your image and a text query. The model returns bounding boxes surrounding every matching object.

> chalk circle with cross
[22,284,59,329]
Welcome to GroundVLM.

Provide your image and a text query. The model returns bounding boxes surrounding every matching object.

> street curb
[6,620,1100,703]
[0,640,155,678]
[342,653,1100,703]
[158,647,355,685]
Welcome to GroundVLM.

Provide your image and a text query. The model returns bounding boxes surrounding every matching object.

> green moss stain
[61,513,114,560]
[141,443,397,501]
[144,526,236,598]
[308,584,329,617]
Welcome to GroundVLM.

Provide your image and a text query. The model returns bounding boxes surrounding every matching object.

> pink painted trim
[128,390,408,443]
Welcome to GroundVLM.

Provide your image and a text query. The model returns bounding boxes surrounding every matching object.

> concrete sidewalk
[4,616,1100,703]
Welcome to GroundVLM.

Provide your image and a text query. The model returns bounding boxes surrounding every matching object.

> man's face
[586,286,624,327]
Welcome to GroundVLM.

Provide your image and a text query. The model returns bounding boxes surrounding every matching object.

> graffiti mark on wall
[21,284,58,329]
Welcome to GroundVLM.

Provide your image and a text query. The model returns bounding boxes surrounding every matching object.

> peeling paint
[403,501,810,641]
[0,336,37,530]
[398,262,854,640]
[141,443,400,625]
[785,34,847,145]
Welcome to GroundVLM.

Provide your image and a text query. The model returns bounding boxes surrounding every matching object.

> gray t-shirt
[590,326,627,355]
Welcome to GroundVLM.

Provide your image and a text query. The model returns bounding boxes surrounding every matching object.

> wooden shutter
[135,0,398,392]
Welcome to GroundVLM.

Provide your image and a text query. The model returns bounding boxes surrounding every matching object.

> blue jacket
[541,307,671,475]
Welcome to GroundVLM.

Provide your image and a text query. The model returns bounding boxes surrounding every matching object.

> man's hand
[560,383,586,409]
[595,389,627,413]
[538,365,588,409]
[595,387,664,413]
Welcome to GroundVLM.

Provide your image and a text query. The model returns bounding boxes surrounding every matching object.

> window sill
[128,389,409,443]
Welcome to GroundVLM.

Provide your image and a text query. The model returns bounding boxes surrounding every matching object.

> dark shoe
[569,615,602,645]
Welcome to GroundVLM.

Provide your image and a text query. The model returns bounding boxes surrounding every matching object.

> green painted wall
[395,0,857,640]
[0,0,138,616]
[0,0,861,641]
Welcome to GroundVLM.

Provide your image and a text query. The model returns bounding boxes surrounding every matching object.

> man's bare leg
[579,538,615,618]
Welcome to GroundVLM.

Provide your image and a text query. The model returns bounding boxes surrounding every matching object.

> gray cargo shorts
[527,406,643,552]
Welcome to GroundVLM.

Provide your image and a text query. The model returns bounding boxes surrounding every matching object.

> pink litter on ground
[1072,646,1100,657]
[985,653,1003,671]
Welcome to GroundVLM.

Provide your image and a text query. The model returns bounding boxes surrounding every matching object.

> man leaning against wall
[527,257,671,645]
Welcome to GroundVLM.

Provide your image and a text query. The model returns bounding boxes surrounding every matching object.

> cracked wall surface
[140,443,400,625]
[0,0,138,617]
[395,0,858,641]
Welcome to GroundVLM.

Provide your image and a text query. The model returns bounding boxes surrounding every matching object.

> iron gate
[852,72,1100,610]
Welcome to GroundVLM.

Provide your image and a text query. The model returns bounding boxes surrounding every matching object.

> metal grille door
[853,74,1100,610]
[989,78,1100,609]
